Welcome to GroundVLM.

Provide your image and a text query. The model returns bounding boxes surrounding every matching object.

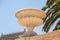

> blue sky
[0,0,48,35]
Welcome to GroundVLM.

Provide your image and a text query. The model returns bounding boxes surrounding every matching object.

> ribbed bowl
[18,16,43,29]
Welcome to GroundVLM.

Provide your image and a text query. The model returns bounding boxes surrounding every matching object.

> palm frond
[55,0,60,2]
[43,8,60,32]
[42,0,60,32]
[44,2,60,22]
[42,6,47,11]
[45,14,60,32]
[46,0,55,8]
[53,20,60,31]
[42,0,55,11]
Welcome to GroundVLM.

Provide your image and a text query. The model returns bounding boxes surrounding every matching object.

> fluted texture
[18,17,43,28]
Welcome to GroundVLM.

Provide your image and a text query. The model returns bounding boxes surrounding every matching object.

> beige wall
[15,30,60,40]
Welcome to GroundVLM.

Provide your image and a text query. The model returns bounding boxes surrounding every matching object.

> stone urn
[15,9,46,37]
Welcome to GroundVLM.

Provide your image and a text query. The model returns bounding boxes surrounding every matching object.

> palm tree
[42,0,60,32]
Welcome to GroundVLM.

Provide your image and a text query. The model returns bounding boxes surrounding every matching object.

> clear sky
[0,0,48,35]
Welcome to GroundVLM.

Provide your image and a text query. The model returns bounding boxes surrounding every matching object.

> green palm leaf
[53,20,60,31]
[42,0,60,11]
[42,0,60,32]
[43,8,60,32]
[42,0,55,11]
[44,2,60,22]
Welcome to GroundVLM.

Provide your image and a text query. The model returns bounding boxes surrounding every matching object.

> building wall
[0,32,24,40]
[15,30,60,40]
[0,30,60,40]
